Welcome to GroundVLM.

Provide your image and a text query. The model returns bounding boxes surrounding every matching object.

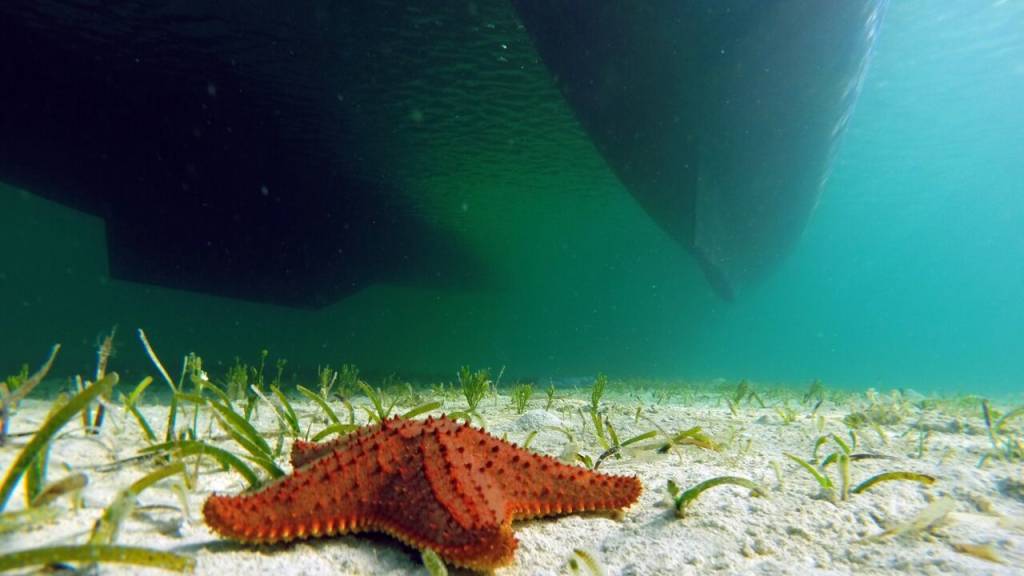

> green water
[1,0,1021,396]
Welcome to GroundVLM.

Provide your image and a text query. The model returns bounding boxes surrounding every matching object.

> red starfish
[203,415,642,570]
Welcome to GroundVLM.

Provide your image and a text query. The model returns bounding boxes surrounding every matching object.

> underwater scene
[1,1,1022,574]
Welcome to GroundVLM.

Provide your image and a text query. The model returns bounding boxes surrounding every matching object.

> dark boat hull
[0,1,487,308]
[513,0,887,299]
[1,1,886,305]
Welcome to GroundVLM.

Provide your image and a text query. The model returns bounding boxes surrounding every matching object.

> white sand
[1,388,1022,575]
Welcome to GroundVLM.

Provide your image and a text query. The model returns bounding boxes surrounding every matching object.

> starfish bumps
[203,415,642,570]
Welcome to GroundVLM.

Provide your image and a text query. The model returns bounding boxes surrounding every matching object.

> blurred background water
[1,0,1021,395]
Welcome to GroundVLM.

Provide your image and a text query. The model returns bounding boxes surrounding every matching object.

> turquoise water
[718,0,1024,394]
[1,1,1021,396]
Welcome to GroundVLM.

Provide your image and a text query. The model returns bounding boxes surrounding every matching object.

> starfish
[203,415,642,571]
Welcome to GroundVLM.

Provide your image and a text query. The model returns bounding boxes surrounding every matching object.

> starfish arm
[290,422,382,468]
[422,422,508,528]
[204,427,395,543]
[290,438,339,469]
[464,429,642,519]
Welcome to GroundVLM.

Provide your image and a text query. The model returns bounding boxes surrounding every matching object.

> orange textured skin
[203,415,642,571]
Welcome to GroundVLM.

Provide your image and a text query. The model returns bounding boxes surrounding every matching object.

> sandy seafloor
[1,385,1022,576]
